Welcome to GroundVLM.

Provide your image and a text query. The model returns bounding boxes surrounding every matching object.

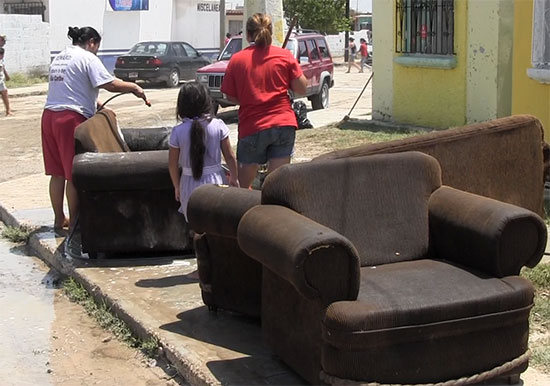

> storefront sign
[109,0,149,11]
[197,2,219,12]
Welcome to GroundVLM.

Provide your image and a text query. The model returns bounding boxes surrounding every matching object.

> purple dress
[169,117,229,220]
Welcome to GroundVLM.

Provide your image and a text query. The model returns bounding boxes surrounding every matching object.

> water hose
[97,92,151,111]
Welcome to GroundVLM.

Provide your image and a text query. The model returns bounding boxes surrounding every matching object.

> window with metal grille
[532,0,550,68]
[4,1,46,21]
[395,0,455,55]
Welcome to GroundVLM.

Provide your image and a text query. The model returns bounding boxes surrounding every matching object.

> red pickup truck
[196,33,334,114]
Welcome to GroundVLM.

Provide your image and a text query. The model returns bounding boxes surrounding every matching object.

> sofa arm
[238,205,361,303]
[72,151,171,191]
[429,186,547,277]
[187,185,261,237]
[121,127,171,151]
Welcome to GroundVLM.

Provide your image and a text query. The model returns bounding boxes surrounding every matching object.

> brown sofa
[187,115,547,318]
[238,152,546,384]
[72,110,190,257]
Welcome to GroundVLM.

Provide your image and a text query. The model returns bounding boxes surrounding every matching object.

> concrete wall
[0,14,50,75]
[172,0,220,49]
[466,0,513,123]
[371,0,393,121]
[512,0,550,139]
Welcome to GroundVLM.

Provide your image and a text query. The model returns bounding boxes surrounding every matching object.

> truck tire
[311,80,330,110]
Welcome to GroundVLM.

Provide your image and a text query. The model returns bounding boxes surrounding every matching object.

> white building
[0,0,244,73]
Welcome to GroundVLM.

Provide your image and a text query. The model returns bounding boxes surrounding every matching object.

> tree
[283,0,350,35]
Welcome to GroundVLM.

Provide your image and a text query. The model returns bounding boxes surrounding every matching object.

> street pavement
[2,63,549,385]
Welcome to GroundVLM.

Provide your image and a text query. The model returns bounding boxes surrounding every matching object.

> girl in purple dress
[168,82,239,220]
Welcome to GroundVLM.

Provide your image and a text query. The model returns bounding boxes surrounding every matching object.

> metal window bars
[3,2,46,21]
[396,0,455,55]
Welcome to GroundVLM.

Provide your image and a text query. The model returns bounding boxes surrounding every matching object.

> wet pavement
[0,239,55,385]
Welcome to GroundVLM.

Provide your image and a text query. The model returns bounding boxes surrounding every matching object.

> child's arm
[168,146,181,201]
[221,137,239,187]
[4,68,9,82]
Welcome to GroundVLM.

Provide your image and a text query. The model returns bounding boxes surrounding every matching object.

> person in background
[346,37,361,73]
[168,81,238,221]
[225,32,232,46]
[0,35,6,48]
[42,26,146,235]
[359,38,369,73]
[0,48,12,117]
[221,13,307,189]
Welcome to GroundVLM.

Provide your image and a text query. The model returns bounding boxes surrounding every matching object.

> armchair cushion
[429,186,547,277]
[262,151,441,266]
[74,109,130,154]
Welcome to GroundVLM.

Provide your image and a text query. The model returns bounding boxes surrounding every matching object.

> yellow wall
[512,0,550,138]
[392,0,468,128]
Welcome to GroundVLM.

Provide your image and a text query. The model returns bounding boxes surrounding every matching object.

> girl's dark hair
[176,81,213,180]
[67,26,102,46]
[246,13,272,48]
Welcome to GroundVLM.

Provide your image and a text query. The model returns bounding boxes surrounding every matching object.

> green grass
[63,277,160,358]
[1,224,35,244]
[522,263,550,371]
[6,72,48,88]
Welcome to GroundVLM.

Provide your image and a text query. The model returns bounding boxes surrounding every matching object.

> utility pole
[220,0,226,51]
[344,0,350,62]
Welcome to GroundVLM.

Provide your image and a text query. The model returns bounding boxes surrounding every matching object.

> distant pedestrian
[0,47,12,117]
[168,81,238,221]
[346,37,361,73]
[0,35,6,48]
[359,38,369,73]
[225,32,231,46]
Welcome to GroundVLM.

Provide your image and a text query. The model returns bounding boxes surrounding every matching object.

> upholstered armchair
[72,110,190,257]
[237,152,546,385]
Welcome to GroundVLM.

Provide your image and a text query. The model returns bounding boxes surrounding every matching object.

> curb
[0,204,216,386]
[10,90,48,99]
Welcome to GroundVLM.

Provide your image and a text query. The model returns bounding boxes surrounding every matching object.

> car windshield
[129,43,168,56]
[219,38,242,60]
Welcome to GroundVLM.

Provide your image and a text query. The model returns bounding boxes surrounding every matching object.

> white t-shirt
[45,45,114,118]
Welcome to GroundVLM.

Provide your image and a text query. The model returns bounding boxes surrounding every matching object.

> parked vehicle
[196,33,334,114]
[114,41,211,87]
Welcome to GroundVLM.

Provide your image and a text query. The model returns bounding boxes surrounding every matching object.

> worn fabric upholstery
[315,115,545,215]
[262,151,441,266]
[237,151,546,385]
[188,185,262,316]
[72,116,188,256]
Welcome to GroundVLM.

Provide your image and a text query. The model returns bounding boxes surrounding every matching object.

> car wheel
[311,80,330,110]
[167,69,180,88]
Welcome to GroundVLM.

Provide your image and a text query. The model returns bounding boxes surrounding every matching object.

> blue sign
[109,0,149,11]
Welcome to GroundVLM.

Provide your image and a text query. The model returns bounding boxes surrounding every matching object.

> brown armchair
[237,152,546,385]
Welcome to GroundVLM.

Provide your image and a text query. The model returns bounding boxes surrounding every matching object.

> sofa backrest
[314,115,545,215]
[262,152,442,267]
[74,109,130,154]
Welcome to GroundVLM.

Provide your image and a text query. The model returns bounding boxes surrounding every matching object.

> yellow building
[372,0,549,134]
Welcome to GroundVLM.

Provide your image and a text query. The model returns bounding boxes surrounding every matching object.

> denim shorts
[237,126,296,165]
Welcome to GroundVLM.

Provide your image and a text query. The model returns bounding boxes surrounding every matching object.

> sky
[229,1,373,13]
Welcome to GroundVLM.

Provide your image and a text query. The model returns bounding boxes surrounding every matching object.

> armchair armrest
[238,205,361,303]
[72,150,171,191]
[429,186,547,277]
[187,185,261,237]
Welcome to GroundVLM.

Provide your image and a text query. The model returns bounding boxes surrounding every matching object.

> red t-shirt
[221,44,303,139]
[360,42,368,57]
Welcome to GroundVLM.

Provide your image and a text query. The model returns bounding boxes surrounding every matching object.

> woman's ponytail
[247,13,272,48]
[190,120,206,180]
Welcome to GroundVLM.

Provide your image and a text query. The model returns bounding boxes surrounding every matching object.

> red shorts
[41,109,87,180]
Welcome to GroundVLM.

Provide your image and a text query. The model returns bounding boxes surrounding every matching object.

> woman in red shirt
[221,13,307,188]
